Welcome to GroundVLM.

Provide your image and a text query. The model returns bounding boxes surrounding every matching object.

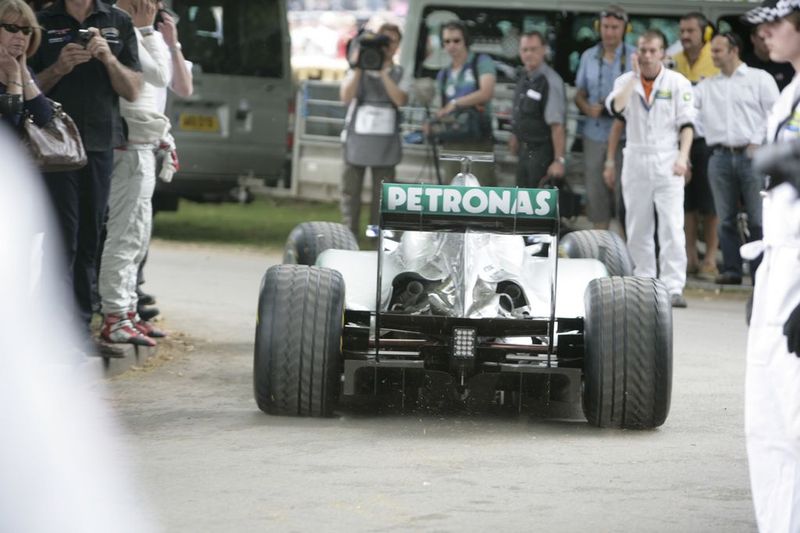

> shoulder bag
[22,99,87,172]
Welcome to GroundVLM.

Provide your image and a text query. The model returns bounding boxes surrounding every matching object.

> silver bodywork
[317,248,607,319]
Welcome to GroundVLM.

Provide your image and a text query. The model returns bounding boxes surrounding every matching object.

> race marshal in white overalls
[606,29,696,308]
[742,1,800,530]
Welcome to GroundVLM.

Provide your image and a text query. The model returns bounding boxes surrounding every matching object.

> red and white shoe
[101,313,156,347]
[128,311,166,339]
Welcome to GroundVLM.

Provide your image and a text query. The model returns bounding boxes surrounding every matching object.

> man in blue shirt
[574,4,635,230]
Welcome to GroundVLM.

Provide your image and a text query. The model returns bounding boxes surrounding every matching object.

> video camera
[348,30,390,71]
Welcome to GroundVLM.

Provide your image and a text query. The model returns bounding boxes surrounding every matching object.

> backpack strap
[438,53,483,106]
[470,53,481,92]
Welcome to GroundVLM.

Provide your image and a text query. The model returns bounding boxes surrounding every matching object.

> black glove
[784,301,800,356]
[753,141,800,193]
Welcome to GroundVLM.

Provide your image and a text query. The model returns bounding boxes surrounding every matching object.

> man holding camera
[30,0,141,352]
[339,22,408,239]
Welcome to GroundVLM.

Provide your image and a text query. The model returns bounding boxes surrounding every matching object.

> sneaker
[128,311,166,339]
[101,313,156,347]
[696,263,719,281]
[715,272,743,285]
[138,306,160,322]
[670,293,688,308]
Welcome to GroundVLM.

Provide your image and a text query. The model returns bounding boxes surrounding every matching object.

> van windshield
[172,0,286,78]
[416,6,680,85]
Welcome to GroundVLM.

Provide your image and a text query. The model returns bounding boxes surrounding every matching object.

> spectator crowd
[373,5,788,309]
[1,0,192,357]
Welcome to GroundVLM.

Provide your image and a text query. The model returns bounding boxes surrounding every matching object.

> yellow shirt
[673,43,719,83]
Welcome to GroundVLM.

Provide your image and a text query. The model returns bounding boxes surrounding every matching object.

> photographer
[741,2,800,530]
[339,22,408,239]
[29,0,142,354]
[429,20,496,186]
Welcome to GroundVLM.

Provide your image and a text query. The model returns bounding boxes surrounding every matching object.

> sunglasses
[599,10,629,23]
[1,23,33,35]
[443,38,463,44]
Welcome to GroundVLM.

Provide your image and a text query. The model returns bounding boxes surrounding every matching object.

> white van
[156,0,293,208]
[290,0,755,201]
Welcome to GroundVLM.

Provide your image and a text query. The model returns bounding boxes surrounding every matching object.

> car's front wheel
[561,229,633,276]
[283,221,359,265]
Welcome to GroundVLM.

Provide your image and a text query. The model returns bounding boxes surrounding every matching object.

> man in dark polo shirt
[29,0,142,344]
[508,30,567,188]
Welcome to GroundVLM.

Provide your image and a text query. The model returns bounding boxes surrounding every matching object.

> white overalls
[745,75,800,533]
[606,68,696,296]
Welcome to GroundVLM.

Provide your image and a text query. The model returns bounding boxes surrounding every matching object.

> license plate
[179,113,220,132]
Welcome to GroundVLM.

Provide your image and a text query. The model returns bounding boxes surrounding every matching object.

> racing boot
[101,313,156,347]
[128,311,166,339]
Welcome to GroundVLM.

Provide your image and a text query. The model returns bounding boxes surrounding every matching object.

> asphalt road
[107,240,756,532]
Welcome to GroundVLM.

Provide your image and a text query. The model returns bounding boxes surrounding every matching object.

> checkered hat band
[745,0,800,24]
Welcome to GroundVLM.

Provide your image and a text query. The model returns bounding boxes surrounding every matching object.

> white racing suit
[606,68,696,296]
[744,75,800,532]
[98,28,171,316]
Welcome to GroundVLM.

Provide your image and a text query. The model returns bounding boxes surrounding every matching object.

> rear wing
[380,183,559,235]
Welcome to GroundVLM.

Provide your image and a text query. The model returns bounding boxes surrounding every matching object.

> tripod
[423,104,443,185]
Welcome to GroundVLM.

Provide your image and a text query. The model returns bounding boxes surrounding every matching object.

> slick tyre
[283,221,359,265]
[583,277,672,429]
[561,230,633,276]
[254,264,345,416]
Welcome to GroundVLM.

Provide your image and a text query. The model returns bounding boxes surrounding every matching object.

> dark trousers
[516,141,553,188]
[43,150,114,330]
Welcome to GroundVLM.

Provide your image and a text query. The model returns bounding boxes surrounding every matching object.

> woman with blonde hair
[0,0,50,129]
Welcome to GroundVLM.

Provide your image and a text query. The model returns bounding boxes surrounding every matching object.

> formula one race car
[253,164,672,429]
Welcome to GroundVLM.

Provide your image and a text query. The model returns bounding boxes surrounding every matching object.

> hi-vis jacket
[605,67,695,152]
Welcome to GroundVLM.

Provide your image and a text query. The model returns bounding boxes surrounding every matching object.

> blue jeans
[707,150,763,277]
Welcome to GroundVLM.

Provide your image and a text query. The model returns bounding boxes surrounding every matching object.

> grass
[153,197,347,248]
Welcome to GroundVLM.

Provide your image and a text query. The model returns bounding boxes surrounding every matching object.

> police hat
[744,0,800,25]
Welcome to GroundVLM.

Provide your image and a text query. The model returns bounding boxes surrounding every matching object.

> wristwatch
[170,42,182,52]
[556,156,566,165]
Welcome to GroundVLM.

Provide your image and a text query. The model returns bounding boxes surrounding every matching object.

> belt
[710,144,748,154]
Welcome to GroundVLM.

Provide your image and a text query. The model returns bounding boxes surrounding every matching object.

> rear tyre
[254,264,345,416]
[561,230,633,276]
[583,277,672,429]
[283,221,359,265]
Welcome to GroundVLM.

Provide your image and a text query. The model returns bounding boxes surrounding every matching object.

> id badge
[354,105,396,135]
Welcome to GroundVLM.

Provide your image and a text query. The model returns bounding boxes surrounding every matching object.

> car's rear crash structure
[254,182,672,429]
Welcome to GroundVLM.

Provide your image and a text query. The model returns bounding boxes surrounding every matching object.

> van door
[164,0,292,200]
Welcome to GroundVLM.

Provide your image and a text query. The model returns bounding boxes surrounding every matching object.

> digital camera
[76,28,93,47]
